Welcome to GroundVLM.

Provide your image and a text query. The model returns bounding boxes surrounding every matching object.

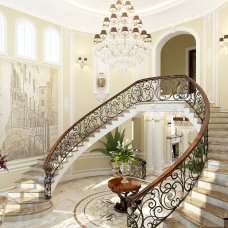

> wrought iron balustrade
[43,75,209,206]
[126,77,209,227]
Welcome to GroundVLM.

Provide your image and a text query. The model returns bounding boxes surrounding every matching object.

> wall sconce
[219,34,228,48]
[77,57,88,69]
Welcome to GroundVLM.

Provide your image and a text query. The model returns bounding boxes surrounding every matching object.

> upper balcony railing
[43,75,210,213]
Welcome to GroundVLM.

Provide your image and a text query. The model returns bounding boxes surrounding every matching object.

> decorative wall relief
[0,60,58,161]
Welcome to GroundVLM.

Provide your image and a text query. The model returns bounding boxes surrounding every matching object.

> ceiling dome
[0,0,226,33]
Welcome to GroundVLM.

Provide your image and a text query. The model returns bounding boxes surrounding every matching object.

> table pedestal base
[114,199,128,213]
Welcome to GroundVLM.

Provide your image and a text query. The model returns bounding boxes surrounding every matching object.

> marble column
[144,112,164,175]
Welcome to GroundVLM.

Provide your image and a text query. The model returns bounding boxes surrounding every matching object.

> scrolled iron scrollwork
[43,74,210,218]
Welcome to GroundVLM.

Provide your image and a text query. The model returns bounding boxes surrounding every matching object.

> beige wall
[161,34,196,75]
[218,3,228,110]
[0,5,60,61]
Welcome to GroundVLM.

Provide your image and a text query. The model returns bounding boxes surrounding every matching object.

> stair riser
[202,171,228,186]
[197,180,228,194]
[8,192,44,199]
[208,137,228,143]
[207,160,228,169]
[209,123,228,128]
[4,203,52,222]
[210,118,228,123]
[183,201,224,227]
[208,152,228,160]
[210,107,221,112]
[6,201,51,211]
[191,191,228,210]
[210,113,228,118]
[209,130,228,135]
[208,144,228,151]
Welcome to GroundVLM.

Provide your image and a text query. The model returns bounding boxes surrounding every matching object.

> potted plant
[90,128,126,175]
[110,140,136,183]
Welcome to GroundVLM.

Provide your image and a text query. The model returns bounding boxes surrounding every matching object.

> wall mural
[0,60,58,161]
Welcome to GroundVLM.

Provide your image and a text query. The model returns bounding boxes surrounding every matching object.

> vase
[111,160,120,177]
[120,162,131,183]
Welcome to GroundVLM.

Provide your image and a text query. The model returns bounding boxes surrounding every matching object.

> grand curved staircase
[2,75,228,227]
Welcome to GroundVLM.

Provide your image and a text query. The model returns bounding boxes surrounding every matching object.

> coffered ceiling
[0,0,227,33]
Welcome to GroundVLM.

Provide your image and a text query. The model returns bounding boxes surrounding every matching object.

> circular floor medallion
[74,191,128,228]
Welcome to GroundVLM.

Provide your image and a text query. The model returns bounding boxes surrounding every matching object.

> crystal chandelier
[93,0,152,71]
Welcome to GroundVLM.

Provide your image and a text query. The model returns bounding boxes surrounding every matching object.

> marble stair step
[207,158,228,169]
[184,197,227,227]
[30,163,45,172]
[6,197,51,210]
[15,178,44,189]
[208,136,228,143]
[210,112,228,117]
[209,129,228,135]
[210,117,228,123]
[208,141,228,151]
[23,170,45,182]
[174,208,220,227]
[209,122,228,127]
[208,150,228,160]
[7,187,45,199]
[202,167,228,186]
[198,176,228,192]
[208,132,228,137]
[191,187,228,209]
[210,107,221,112]
[4,200,53,219]
[164,218,185,228]
[36,157,46,165]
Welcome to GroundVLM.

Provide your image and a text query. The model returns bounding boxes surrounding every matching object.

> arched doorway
[161,34,196,82]
[152,27,200,83]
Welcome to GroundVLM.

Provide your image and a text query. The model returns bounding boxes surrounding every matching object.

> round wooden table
[108,177,141,213]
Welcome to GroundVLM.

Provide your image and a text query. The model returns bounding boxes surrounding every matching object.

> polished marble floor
[3,175,156,228]
[3,176,112,228]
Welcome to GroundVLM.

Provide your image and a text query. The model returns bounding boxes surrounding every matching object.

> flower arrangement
[0,153,8,171]
[110,139,136,163]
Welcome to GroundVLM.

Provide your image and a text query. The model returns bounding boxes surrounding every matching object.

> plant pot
[111,160,120,176]
[120,162,131,183]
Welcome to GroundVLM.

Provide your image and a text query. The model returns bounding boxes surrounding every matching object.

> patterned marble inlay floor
[3,175,157,228]
[74,190,127,228]
[3,176,114,228]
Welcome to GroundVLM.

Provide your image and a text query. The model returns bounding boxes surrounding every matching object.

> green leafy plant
[185,142,205,173]
[90,128,125,157]
[110,140,136,163]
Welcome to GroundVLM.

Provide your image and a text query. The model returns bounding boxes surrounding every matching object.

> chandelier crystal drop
[93,0,152,71]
